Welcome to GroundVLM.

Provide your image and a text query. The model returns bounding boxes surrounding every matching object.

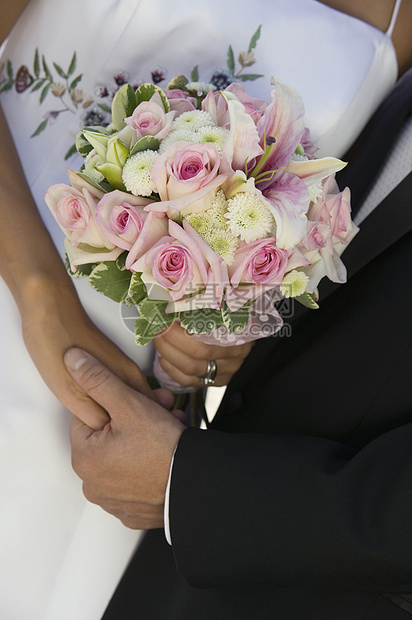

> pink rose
[302,177,358,290]
[165,89,196,114]
[95,190,160,250]
[304,221,331,251]
[130,220,225,313]
[45,177,123,270]
[124,101,176,140]
[226,238,289,309]
[46,185,102,248]
[147,142,227,219]
[307,176,354,246]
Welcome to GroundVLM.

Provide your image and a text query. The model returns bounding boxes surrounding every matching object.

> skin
[2,0,412,527]
[66,348,185,530]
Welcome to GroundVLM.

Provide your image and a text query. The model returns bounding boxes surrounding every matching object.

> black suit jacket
[103,73,412,620]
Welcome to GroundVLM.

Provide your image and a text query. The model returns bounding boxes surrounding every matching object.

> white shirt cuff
[164,448,176,546]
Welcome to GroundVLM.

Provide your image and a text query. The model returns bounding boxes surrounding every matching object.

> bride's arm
[0,101,157,429]
[0,0,31,43]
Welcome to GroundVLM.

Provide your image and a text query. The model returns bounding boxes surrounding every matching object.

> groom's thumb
[65,347,131,427]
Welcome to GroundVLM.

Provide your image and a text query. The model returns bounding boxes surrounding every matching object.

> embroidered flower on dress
[0,25,264,162]
[210,69,233,90]
[151,66,167,84]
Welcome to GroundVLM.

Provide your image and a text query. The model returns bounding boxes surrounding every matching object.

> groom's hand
[64,348,185,530]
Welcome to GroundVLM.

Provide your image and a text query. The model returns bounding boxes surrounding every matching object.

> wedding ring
[199,360,217,386]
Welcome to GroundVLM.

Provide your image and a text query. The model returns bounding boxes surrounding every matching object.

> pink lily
[254,80,305,191]
[220,94,264,175]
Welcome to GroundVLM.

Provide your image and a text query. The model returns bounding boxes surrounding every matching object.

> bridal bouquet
[45,75,357,357]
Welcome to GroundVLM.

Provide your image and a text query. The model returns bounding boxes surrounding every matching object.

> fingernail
[65,348,89,371]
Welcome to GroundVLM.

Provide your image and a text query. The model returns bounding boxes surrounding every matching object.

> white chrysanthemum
[308,179,324,203]
[204,229,239,265]
[185,81,216,95]
[173,110,215,131]
[84,150,105,183]
[225,192,275,243]
[122,150,159,197]
[196,125,229,154]
[158,128,198,153]
[280,270,309,298]
[184,211,211,237]
[205,190,229,228]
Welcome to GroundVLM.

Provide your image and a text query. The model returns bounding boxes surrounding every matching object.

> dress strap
[386,0,403,37]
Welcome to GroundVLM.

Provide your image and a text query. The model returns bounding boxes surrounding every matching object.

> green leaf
[53,62,67,79]
[133,316,166,346]
[30,119,48,137]
[98,102,112,113]
[238,73,264,82]
[30,79,46,92]
[116,251,128,270]
[39,82,51,103]
[125,272,147,306]
[167,74,189,91]
[42,56,53,80]
[88,261,132,303]
[0,82,14,93]
[33,49,40,78]
[295,292,319,310]
[75,130,94,157]
[220,301,249,333]
[190,65,199,82]
[83,124,113,134]
[69,74,83,90]
[135,83,170,112]
[179,308,223,334]
[248,25,262,52]
[227,45,235,75]
[64,143,77,160]
[7,60,13,80]
[111,83,137,130]
[64,253,97,277]
[75,170,111,193]
[67,52,77,77]
[137,298,170,323]
[129,135,160,157]
[134,298,175,345]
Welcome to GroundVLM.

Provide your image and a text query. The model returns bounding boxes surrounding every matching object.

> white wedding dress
[0,0,401,618]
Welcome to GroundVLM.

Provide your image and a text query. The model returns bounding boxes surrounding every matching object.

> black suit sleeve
[169,409,412,592]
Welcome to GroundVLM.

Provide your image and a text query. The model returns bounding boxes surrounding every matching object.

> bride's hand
[20,275,164,429]
[153,322,252,389]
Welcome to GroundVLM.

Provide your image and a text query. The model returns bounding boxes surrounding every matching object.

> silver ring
[199,360,217,386]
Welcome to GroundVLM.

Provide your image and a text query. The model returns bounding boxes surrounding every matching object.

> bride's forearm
[1,0,32,43]
[0,104,73,311]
